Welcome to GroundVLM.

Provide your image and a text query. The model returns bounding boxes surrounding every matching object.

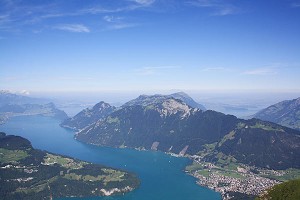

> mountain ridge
[0,91,68,123]
[0,90,50,106]
[61,92,205,131]
[253,97,300,130]
[0,102,68,123]
[61,101,116,131]
[74,94,300,170]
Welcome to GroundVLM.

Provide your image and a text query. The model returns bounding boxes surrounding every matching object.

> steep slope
[76,95,239,154]
[61,101,116,130]
[169,92,206,110]
[0,132,139,200]
[76,94,300,170]
[206,119,300,169]
[253,97,300,130]
[257,179,300,200]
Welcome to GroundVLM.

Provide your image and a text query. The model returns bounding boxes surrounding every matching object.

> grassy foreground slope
[256,179,300,200]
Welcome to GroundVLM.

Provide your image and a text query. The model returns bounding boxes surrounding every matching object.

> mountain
[204,119,300,169]
[256,179,300,200]
[61,92,204,131]
[0,102,68,122]
[76,95,237,154]
[122,92,206,110]
[75,94,300,170]
[0,91,68,123]
[0,90,49,106]
[169,92,206,110]
[253,97,300,130]
[61,101,116,131]
[0,132,139,199]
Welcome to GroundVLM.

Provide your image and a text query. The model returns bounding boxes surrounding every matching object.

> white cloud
[82,0,155,15]
[291,3,300,8]
[55,76,94,81]
[135,66,181,75]
[54,24,90,33]
[187,0,238,16]
[102,15,137,31]
[213,7,235,16]
[130,0,155,6]
[103,15,114,22]
[0,14,10,21]
[201,67,226,72]
[103,15,123,23]
[0,0,158,35]
[80,7,125,15]
[108,23,138,30]
[242,68,277,75]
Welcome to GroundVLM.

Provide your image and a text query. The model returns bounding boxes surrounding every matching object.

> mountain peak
[123,94,171,107]
[170,91,189,98]
[123,92,206,111]
[61,101,116,131]
[169,92,206,111]
[93,101,112,110]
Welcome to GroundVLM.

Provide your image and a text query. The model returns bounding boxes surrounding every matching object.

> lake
[0,115,221,200]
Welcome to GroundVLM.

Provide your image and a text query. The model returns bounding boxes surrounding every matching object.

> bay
[0,115,221,200]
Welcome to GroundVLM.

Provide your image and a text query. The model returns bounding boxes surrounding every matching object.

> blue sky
[1,0,300,94]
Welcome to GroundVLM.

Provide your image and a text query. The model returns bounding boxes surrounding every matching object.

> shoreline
[66,128,298,200]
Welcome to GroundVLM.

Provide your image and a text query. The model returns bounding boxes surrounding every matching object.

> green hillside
[256,179,300,200]
[0,132,139,199]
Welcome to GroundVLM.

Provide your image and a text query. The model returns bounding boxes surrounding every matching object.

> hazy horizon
[2,88,300,118]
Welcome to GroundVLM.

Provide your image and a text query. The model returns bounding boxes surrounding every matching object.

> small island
[0,132,140,200]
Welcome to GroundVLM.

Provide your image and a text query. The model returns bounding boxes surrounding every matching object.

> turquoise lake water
[0,115,221,200]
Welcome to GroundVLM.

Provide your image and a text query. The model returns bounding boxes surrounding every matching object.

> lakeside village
[168,152,293,200]
[187,154,280,200]
[134,142,298,200]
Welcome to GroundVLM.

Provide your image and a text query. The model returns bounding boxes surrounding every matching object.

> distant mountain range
[0,90,50,106]
[0,91,68,123]
[0,132,139,199]
[0,103,68,120]
[66,92,300,170]
[253,97,300,130]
